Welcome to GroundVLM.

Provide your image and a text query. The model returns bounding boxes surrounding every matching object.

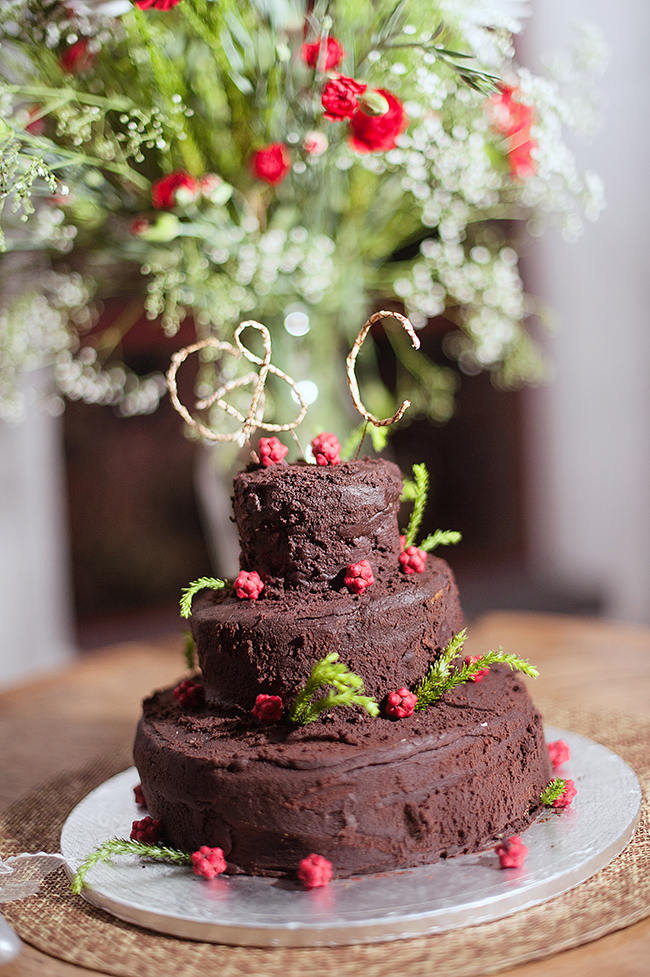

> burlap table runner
[1,706,648,977]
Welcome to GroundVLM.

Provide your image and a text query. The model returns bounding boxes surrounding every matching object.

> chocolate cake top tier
[233,459,403,588]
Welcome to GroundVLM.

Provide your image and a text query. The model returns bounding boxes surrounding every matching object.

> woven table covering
[1,706,648,977]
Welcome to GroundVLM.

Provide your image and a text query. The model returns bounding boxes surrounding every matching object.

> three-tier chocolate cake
[134,456,551,878]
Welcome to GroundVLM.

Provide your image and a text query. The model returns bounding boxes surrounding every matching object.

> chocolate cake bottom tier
[134,668,552,878]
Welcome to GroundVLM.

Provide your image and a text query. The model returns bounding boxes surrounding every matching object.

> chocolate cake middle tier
[191,556,463,707]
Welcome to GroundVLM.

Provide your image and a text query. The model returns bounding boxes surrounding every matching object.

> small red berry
[234,569,265,600]
[495,835,528,869]
[133,783,146,807]
[311,432,341,466]
[552,778,577,809]
[191,845,227,879]
[297,853,333,889]
[465,655,490,683]
[173,678,204,709]
[547,739,571,769]
[399,545,426,574]
[130,816,161,844]
[252,694,283,723]
[344,559,374,594]
[385,687,418,719]
[258,436,288,468]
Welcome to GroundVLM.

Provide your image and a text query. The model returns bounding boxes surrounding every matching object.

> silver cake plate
[60,726,641,947]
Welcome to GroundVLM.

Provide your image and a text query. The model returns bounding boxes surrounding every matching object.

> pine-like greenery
[419,529,462,552]
[289,652,379,725]
[71,838,191,894]
[183,630,196,669]
[179,577,227,619]
[540,778,567,806]
[403,463,429,546]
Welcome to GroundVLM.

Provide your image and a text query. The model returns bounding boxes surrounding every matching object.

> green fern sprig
[414,630,538,710]
[400,478,418,502]
[180,576,227,619]
[403,463,429,546]
[289,652,379,725]
[419,529,462,552]
[540,778,567,806]
[183,630,196,669]
[71,838,191,894]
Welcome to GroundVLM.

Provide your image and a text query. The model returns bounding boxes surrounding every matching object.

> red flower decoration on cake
[349,89,407,153]
[151,171,198,209]
[344,559,374,594]
[547,739,571,769]
[495,835,528,869]
[130,816,162,844]
[191,845,227,879]
[552,778,577,809]
[135,0,183,9]
[59,39,95,75]
[311,432,341,466]
[399,545,426,574]
[301,37,344,72]
[385,687,418,719]
[322,75,367,121]
[234,570,265,600]
[173,678,204,709]
[133,783,146,807]
[258,436,288,468]
[252,694,283,723]
[297,853,333,889]
[251,143,291,185]
[465,655,489,683]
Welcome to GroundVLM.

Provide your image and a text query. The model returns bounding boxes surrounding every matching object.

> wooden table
[1,612,649,976]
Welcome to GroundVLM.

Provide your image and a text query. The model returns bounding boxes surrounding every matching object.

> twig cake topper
[346,310,420,427]
[166,320,307,447]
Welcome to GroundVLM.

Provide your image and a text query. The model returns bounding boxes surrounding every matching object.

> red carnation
[301,37,344,72]
[311,432,341,466]
[191,846,226,879]
[297,853,333,889]
[399,545,426,574]
[385,687,418,719]
[59,39,95,75]
[344,559,374,595]
[252,693,283,723]
[495,835,528,869]
[234,569,265,600]
[258,436,288,467]
[547,739,571,770]
[349,89,407,153]
[322,75,366,122]
[130,816,161,844]
[466,655,489,683]
[487,86,534,137]
[552,778,577,809]
[251,143,291,185]
[151,170,198,209]
[135,0,183,10]
[173,678,204,709]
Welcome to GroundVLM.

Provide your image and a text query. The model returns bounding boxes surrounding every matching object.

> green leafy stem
[289,652,379,725]
[180,576,228,619]
[540,778,568,806]
[71,839,191,894]
[400,463,462,551]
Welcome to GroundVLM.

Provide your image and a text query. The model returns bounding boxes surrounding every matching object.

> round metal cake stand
[60,726,641,947]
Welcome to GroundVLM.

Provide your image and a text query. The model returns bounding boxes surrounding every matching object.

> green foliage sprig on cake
[400,462,462,551]
[71,838,191,894]
[0,1,605,426]
[540,778,568,806]
[183,630,197,670]
[413,628,539,710]
[180,577,228,619]
[419,529,462,552]
[289,652,380,725]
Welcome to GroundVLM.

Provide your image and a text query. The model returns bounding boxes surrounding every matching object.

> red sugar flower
[297,853,333,889]
[135,0,183,9]
[59,39,95,75]
[133,783,146,807]
[547,739,571,769]
[552,778,577,809]
[349,89,407,153]
[173,678,204,709]
[251,143,291,185]
[322,75,367,121]
[385,687,418,719]
[311,432,341,466]
[191,845,226,879]
[344,559,374,595]
[399,545,426,574]
[130,816,161,844]
[252,693,283,723]
[258,436,288,468]
[495,835,528,869]
[151,170,198,209]
[301,37,344,72]
[234,569,265,600]
[466,655,490,683]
